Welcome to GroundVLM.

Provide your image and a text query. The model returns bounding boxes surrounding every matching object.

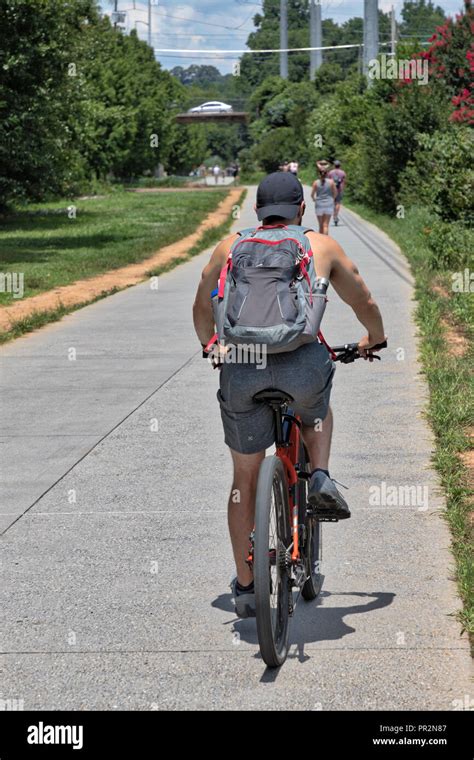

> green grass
[347,201,473,640]
[122,175,195,189]
[239,170,265,185]
[298,166,316,185]
[0,188,229,306]
[146,190,247,277]
[0,188,245,344]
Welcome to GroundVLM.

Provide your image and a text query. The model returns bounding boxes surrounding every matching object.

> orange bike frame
[276,414,302,563]
[246,412,303,568]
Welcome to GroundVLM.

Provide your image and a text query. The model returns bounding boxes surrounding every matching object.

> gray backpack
[211,224,327,354]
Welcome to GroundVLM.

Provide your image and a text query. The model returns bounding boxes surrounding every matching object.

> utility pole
[280,0,288,79]
[310,0,322,80]
[148,0,152,48]
[363,0,379,79]
[390,5,397,56]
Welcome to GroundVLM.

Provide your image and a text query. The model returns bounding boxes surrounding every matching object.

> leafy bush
[399,126,474,223]
[422,1,474,124]
[423,219,474,270]
[312,63,345,94]
[238,147,259,175]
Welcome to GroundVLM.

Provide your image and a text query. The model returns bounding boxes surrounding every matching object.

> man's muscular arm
[307,232,385,349]
[192,233,238,346]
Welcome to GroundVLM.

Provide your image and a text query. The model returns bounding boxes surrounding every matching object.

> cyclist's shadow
[213,586,395,658]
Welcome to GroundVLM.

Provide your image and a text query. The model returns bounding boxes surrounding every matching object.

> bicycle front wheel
[254,455,291,668]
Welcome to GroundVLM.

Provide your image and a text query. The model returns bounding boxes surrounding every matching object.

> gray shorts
[217,341,335,454]
[314,201,334,216]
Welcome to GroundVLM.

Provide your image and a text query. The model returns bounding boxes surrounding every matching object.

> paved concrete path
[0,188,471,710]
[204,176,235,186]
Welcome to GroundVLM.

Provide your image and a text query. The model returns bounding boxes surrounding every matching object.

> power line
[154,43,366,54]
[154,39,429,60]
[141,30,253,38]
[154,9,256,31]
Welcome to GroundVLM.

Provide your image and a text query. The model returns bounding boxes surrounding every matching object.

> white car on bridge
[188,101,233,113]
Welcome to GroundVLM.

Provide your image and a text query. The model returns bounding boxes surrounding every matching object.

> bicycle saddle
[253,388,294,405]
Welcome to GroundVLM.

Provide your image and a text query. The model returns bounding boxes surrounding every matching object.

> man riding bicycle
[193,172,385,617]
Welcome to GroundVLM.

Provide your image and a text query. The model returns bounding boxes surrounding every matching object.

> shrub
[424,219,474,270]
[399,126,474,223]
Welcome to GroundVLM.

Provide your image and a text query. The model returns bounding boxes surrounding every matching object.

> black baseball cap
[256,172,304,221]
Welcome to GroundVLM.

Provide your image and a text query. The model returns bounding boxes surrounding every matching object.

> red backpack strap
[204,333,218,353]
[301,227,315,260]
[217,255,232,298]
[299,259,313,305]
[217,232,246,297]
[318,330,336,360]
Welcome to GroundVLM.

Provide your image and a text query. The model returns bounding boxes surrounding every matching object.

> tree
[170,65,223,88]
[241,0,311,87]
[239,2,393,87]
[249,77,318,168]
[398,0,473,124]
[254,127,296,172]
[0,0,186,205]
[0,0,99,206]
[166,123,208,175]
[249,76,288,116]
[400,0,446,37]
[201,122,249,165]
[313,63,345,94]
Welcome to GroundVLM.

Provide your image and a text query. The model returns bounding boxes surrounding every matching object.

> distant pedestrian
[327,159,346,226]
[213,164,221,184]
[288,160,299,176]
[311,160,337,235]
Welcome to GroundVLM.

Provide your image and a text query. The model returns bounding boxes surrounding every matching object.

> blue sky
[105,1,466,73]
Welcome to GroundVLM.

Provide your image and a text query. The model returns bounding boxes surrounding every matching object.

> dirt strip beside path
[0,188,242,332]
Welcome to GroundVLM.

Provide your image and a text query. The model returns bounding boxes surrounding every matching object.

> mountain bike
[248,339,387,667]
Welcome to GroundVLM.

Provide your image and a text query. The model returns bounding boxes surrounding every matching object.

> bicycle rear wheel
[254,455,291,668]
[298,442,323,601]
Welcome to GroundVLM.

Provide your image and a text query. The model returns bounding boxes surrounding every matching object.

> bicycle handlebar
[202,339,387,367]
[332,339,387,363]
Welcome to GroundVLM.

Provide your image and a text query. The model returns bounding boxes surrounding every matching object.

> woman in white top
[311,160,337,235]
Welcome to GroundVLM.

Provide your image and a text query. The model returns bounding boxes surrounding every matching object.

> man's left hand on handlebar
[357,334,387,362]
